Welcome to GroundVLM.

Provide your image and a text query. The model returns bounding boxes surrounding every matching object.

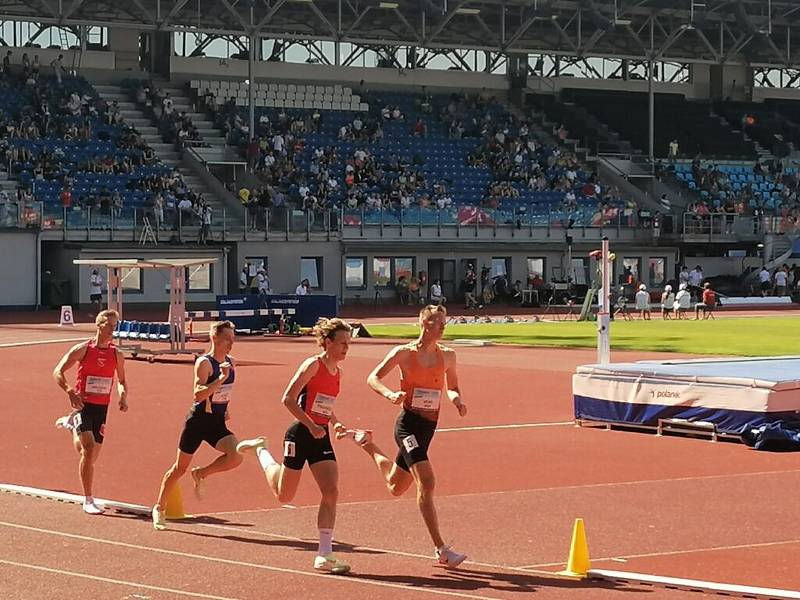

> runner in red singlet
[53,309,128,515]
[237,318,353,574]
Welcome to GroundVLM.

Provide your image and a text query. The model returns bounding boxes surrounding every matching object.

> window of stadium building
[373,258,392,288]
[622,258,641,285]
[345,257,366,289]
[300,257,322,288]
[120,267,142,293]
[526,258,545,283]
[571,258,589,285]
[491,257,511,278]
[394,258,414,284]
[187,264,212,292]
[649,258,666,288]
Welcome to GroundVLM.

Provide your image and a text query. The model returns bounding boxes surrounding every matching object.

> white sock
[84,496,94,505]
[256,447,277,470]
[318,528,333,556]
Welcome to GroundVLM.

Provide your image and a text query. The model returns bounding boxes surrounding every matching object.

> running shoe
[236,436,268,455]
[338,429,373,446]
[190,467,206,501]
[152,506,166,530]
[82,500,105,515]
[436,545,467,568]
[313,553,351,575]
[55,411,79,431]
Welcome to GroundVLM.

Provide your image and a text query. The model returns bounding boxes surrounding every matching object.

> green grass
[365,317,800,356]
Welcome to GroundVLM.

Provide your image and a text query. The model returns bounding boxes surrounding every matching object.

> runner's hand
[454,399,467,417]
[219,362,232,380]
[386,391,406,405]
[118,396,128,412]
[309,423,326,439]
[68,389,84,410]
[333,422,347,439]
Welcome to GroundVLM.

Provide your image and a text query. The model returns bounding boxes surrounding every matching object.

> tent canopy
[73,258,218,269]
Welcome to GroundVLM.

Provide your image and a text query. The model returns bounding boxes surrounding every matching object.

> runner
[343,304,468,568]
[152,320,243,529]
[237,318,352,574]
[53,309,129,515]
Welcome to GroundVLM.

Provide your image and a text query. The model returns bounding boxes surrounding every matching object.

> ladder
[139,216,157,246]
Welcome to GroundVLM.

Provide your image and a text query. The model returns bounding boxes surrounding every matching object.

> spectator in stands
[674,283,691,319]
[759,265,771,296]
[635,284,651,320]
[50,54,64,86]
[199,201,212,244]
[295,279,310,296]
[430,280,445,305]
[695,283,716,320]
[668,139,679,163]
[774,265,788,297]
[2,50,11,78]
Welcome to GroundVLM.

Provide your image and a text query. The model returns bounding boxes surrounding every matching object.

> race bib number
[311,392,336,417]
[213,383,234,404]
[402,435,419,452]
[411,387,441,411]
[85,376,113,395]
[284,441,296,458]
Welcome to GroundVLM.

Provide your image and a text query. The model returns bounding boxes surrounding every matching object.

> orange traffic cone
[164,483,188,520]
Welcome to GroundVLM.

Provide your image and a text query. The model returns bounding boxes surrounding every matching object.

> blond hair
[419,304,447,321]
[95,309,119,326]
[313,317,351,347]
[209,320,235,337]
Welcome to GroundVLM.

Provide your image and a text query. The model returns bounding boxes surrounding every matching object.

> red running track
[1,330,799,598]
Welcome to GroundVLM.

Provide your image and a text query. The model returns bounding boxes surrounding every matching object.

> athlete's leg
[238,437,304,503]
[358,436,414,496]
[76,430,101,499]
[309,460,338,530]
[409,460,444,548]
[194,434,243,479]
[154,449,193,510]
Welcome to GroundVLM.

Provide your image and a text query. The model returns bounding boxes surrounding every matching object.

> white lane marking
[0,558,240,599]
[0,521,515,600]
[0,337,87,348]
[437,421,572,433]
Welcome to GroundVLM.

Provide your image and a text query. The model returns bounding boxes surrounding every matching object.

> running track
[2,321,799,599]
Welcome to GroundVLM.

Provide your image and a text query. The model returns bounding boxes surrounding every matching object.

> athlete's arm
[366,345,407,404]
[53,342,89,409]
[193,357,226,402]
[115,348,128,412]
[281,357,325,437]
[444,348,467,417]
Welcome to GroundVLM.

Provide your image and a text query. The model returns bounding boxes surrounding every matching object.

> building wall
[0,232,38,307]
[1,47,115,70]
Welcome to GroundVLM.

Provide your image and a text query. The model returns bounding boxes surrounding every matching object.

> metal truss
[0,0,799,69]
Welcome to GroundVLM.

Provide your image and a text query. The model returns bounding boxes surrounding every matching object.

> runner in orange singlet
[237,318,353,574]
[344,304,468,568]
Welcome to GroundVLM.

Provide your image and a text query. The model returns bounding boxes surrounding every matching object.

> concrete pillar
[108,27,141,71]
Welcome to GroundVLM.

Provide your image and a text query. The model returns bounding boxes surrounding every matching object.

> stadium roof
[2,0,799,67]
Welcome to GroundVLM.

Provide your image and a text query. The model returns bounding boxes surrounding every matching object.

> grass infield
[364,316,800,356]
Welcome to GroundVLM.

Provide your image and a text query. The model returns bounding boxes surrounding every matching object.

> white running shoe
[190,467,206,501]
[337,429,373,446]
[313,553,351,574]
[436,545,467,568]
[82,500,105,515]
[236,436,267,455]
[55,411,79,431]
[152,506,166,530]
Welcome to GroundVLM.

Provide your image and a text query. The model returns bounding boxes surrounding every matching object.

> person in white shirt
[295,279,310,295]
[678,266,690,286]
[759,266,771,296]
[774,267,788,296]
[429,280,446,305]
[635,284,651,320]
[674,283,691,319]
[661,285,675,320]
[89,269,104,312]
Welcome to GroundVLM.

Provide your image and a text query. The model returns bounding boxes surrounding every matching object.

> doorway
[427,259,456,302]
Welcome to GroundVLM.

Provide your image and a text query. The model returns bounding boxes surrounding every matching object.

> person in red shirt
[347,304,468,568]
[695,282,717,319]
[237,318,353,574]
[53,309,128,515]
